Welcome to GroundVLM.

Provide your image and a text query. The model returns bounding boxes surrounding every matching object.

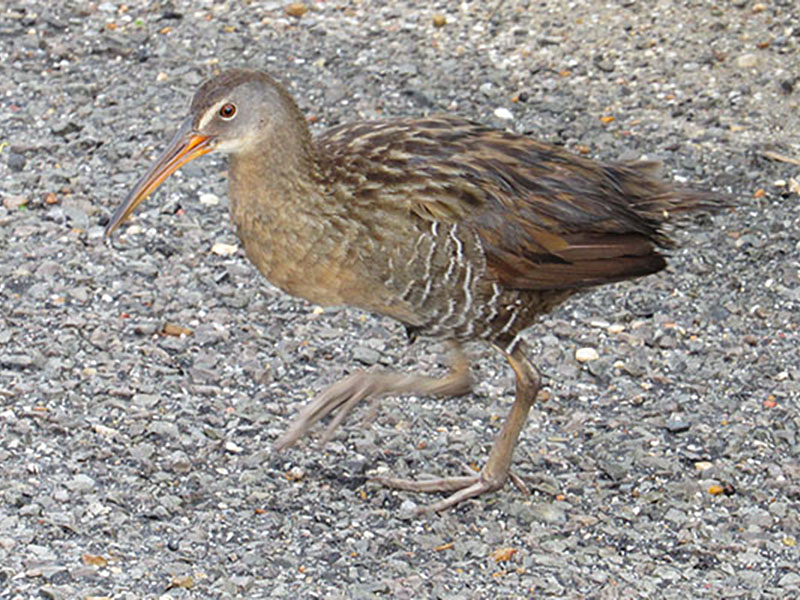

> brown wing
[316,115,717,291]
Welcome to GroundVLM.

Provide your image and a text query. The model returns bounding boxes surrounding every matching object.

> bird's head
[105,69,295,237]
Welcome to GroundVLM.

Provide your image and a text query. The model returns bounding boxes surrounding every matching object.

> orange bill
[105,117,215,237]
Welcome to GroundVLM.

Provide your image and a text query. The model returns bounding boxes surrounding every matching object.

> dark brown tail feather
[616,161,731,221]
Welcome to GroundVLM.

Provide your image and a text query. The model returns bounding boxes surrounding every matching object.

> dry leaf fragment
[434,542,454,551]
[285,466,305,481]
[285,3,307,17]
[82,553,109,567]
[161,323,193,337]
[167,575,195,590]
[760,150,800,166]
[491,547,517,563]
[93,424,118,438]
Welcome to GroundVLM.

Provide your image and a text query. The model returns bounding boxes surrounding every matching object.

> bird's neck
[226,120,354,305]
[228,116,322,215]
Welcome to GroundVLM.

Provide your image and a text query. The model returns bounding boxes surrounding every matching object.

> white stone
[735,53,758,69]
[224,441,243,454]
[575,347,599,362]
[199,192,220,205]
[211,242,238,256]
[493,107,514,121]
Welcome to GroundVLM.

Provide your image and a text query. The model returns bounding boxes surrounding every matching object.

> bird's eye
[219,103,237,120]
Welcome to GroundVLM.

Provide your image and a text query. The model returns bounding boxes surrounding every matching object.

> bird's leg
[274,341,472,451]
[373,340,540,513]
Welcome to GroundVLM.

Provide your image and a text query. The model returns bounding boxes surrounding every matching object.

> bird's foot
[274,343,473,452]
[273,370,378,451]
[372,464,530,513]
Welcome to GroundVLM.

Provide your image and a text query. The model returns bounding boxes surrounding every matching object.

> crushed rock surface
[1,1,799,598]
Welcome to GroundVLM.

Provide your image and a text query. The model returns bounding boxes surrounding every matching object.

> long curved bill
[105,117,216,237]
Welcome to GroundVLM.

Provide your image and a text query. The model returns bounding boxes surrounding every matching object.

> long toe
[372,470,508,513]
[275,344,473,452]
[273,370,374,451]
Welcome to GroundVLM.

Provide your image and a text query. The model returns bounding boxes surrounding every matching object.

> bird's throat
[226,143,358,306]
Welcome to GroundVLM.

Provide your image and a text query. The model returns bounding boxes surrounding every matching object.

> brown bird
[106,69,721,513]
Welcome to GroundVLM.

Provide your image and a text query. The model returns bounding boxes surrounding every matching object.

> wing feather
[315,115,721,291]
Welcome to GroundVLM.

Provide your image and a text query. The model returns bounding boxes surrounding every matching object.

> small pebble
[493,107,513,120]
[132,393,160,408]
[225,440,244,454]
[735,53,758,68]
[352,345,380,365]
[0,354,33,368]
[528,502,567,525]
[575,347,599,362]
[7,152,26,171]
[779,573,800,588]
[211,242,238,256]
[665,420,691,434]
[3,195,27,209]
[66,474,96,493]
[199,192,220,206]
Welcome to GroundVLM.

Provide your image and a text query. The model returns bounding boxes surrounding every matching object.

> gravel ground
[1,1,799,598]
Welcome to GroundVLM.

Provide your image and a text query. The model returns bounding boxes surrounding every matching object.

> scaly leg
[274,341,472,451]
[373,340,540,513]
